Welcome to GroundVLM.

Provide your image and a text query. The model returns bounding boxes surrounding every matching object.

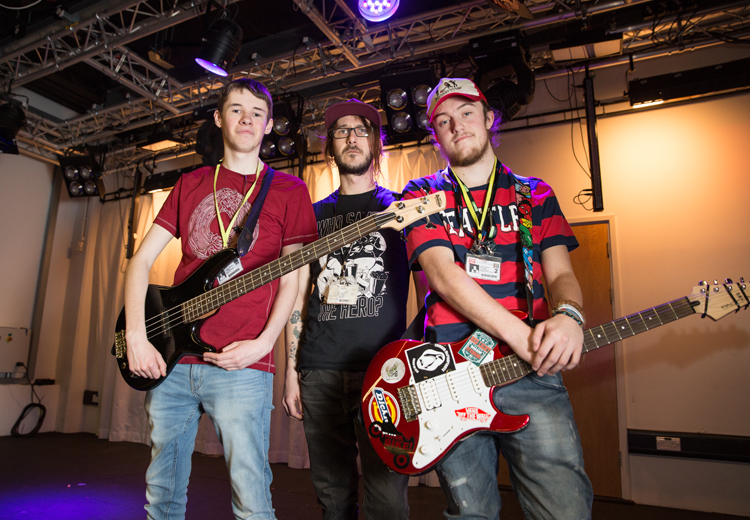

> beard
[444,130,492,168]
[334,146,373,176]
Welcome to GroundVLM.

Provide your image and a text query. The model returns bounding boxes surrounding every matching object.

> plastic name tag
[465,252,501,281]
[216,257,243,285]
[324,276,359,305]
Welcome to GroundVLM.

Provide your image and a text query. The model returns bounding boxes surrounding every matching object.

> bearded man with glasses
[283,99,427,520]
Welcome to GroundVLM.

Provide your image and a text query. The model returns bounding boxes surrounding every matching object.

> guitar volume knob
[419,445,432,455]
[425,420,435,430]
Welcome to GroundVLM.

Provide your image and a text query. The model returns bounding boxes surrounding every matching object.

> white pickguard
[410,356,496,470]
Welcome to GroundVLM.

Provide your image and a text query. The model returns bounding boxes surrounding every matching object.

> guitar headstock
[380,191,447,231]
[688,278,749,321]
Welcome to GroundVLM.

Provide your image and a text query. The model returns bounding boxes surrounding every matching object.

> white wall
[0,153,60,434]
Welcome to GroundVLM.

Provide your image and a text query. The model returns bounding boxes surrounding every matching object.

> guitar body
[112,248,238,391]
[361,316,530,476]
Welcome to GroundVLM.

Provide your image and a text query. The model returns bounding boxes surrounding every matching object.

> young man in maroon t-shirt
[123,78,317,520]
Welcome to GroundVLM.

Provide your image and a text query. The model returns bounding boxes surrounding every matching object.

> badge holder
[324,275,359,305]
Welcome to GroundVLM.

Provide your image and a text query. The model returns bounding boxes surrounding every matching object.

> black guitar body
[111,248,238,391]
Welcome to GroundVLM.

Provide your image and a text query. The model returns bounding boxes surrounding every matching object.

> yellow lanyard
[452,157,498,242]
[213,160,263,249]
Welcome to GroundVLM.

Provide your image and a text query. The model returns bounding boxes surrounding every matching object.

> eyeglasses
[332,127,370,139]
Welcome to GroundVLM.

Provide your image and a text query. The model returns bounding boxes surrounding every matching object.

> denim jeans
[299,369,410,520]
[435,372,593,520]
[144,364,276,520]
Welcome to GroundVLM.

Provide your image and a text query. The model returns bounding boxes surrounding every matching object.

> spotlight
[379,66,436,145]
[390,112,412,133]
[278,136,296,156]
[260,139,277,159]
[195,17,243,76]
[0,99,26,155]
[358,0,399,22]
[273,117,291,136]
[58,154,105,200]
[386,89,408,110]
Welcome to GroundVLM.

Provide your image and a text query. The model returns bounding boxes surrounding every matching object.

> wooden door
[497,222,621,498]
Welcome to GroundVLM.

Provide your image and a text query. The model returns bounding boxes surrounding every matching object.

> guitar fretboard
[479,296,699,387]
[180,211,396,323]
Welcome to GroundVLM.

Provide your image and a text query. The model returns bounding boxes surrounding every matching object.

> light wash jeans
[144,364,276,520]
[435,372,593,520]
[299,369,410,520]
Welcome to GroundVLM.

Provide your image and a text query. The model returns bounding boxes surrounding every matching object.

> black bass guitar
[112,192,446,390]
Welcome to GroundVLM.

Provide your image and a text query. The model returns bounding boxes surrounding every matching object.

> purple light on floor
[195,58,229,77]
[358,0,400,22]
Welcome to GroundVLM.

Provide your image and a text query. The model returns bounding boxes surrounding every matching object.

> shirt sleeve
[401,177,454,271]
[153,176,182,239]
[533,179,579,252]
[281,181,318,247]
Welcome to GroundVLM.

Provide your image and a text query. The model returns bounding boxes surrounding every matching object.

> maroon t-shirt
[154,163,318,373]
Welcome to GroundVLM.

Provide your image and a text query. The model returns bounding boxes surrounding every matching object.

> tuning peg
[699,280,707,286]
[713,279,719,285]
[725,278,733,284]
[741,277,745,284]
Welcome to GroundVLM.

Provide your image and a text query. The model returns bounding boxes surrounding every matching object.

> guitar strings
[140,214,391,341]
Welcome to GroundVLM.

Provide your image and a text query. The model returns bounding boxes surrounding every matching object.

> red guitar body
[361,311,530,476]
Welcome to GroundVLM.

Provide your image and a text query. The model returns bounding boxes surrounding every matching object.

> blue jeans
[299,369,410,520]
[144,364,276,520]
[435,372,593,520]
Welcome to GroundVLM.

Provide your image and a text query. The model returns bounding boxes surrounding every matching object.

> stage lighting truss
[379,68,436,145]
[58,155,105,200]
[259,93,306,163]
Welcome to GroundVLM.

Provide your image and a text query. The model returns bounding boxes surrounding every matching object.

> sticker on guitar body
[405,343,456,382]
[368,387,416,469]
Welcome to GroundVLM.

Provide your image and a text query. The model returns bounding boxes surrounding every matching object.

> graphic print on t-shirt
[187,187,257,259]
[316,230,388,320]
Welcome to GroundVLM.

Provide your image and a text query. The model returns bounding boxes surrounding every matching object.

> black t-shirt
[298,185,410,371]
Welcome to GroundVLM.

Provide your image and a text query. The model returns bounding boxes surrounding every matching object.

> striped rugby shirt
[402,162,579,344]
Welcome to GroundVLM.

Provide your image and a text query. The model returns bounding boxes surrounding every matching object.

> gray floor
[0,433,746,520]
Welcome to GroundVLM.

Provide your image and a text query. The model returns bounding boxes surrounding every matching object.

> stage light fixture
[379,66,436,145]
[138,127,186,152]
[628,57,750,109]
[359,0,399,22]
[58,155,105,200]
[142,167,191,193]
[550,32,623,63]
[0,99,26,155]
[195,17,243,76]
[470,31,535,122]
[259,93,305,164]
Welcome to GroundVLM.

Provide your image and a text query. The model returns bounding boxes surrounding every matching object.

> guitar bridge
[114,331,127,359]
[398,385,421,422]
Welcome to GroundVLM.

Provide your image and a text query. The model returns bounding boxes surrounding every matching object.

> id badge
[216,257,243,285]
[324,275,359,305]
[465,252,501,281]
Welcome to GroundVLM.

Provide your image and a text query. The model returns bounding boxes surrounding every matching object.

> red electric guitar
[361,278,749,475]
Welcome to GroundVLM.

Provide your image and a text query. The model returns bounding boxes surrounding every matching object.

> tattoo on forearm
[290,310,301,325]
[289,343,297,360]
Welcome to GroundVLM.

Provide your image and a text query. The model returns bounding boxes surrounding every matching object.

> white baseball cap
[426,78,487,122]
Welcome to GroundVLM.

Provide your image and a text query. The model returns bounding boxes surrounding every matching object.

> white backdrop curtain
[101,145,445,487]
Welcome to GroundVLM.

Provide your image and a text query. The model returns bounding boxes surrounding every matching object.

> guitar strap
[512,173,535,326]
[237,167,275,257]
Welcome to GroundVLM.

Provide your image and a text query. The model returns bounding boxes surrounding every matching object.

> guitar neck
[182,211,396,321]
[480,296,699,387]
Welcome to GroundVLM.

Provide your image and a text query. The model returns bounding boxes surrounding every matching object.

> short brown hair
[216,78,273,120]
[324,115,386,174]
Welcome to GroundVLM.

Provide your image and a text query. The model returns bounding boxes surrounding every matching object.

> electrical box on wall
[0,327,30,374]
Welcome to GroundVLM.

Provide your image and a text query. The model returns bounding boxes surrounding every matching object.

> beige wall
[495,91,750,515]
